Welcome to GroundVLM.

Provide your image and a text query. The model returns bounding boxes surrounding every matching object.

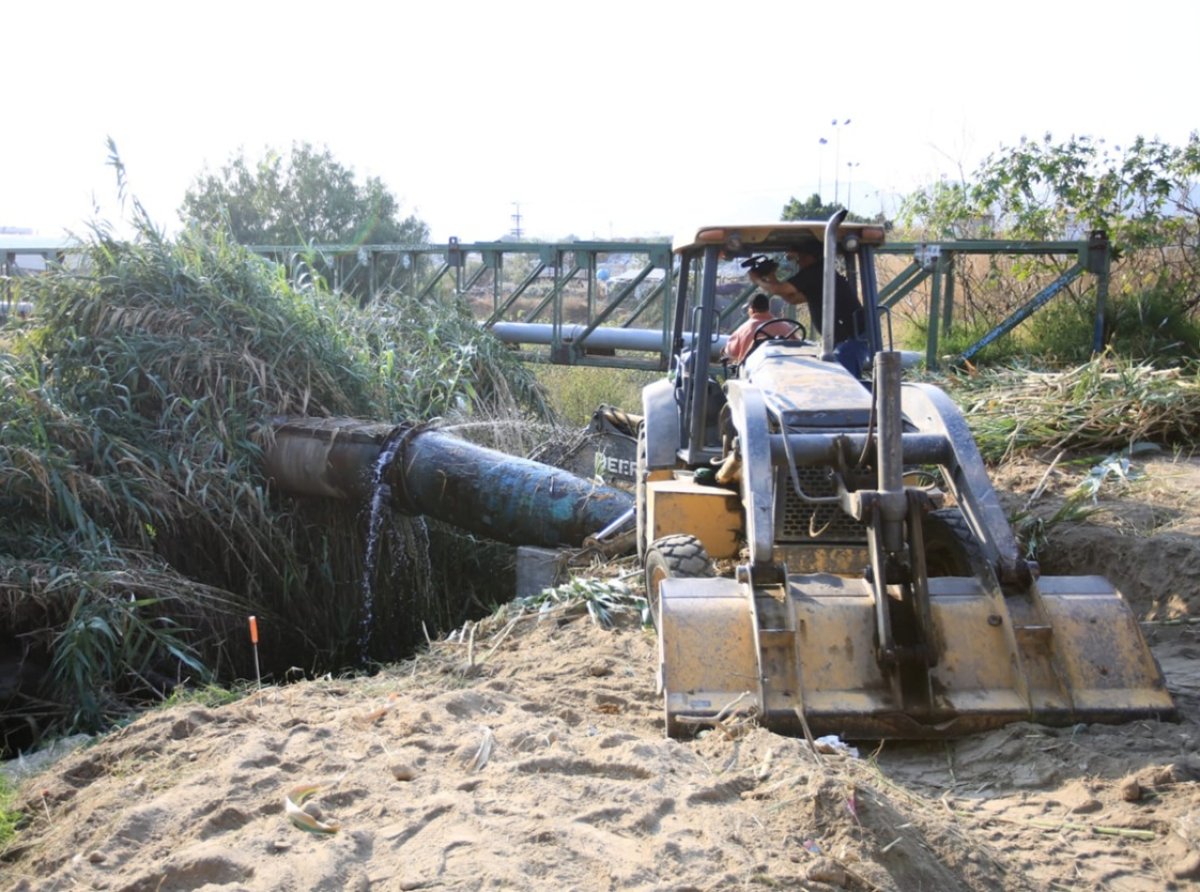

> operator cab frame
[669,222,888,466]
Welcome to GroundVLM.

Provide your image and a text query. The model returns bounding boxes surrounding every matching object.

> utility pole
[510,202,523,239]
[846,162,861,210]
[817,136,828,199]
[832,118,851,205]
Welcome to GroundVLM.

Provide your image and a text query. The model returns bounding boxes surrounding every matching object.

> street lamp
[817,136,828,200]
[832,118,851,205]
[845,162,861,210]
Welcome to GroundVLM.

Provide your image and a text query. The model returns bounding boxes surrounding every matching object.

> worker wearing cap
[747,244,869,376]
[722,292,798,364]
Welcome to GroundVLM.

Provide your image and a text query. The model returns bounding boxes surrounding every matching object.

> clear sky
[5,0,1195,243]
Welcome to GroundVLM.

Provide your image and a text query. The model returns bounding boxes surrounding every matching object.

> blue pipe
[265,418,633,548]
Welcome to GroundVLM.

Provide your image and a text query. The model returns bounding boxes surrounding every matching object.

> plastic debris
[285,784,341,834]
[814,735,859,758]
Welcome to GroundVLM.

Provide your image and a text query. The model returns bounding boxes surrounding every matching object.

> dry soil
[3,457,1199,891]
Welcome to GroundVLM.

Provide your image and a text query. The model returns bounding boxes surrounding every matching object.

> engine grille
[777,466,868,544]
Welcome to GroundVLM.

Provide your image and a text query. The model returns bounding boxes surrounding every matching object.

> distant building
[0,234,80,274]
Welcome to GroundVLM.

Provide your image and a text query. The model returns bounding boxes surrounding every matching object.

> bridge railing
[0,237,76,321]
[3,233,1111,371]
[247,234,1112,371]
[249,239,679,370]
[877,231,1110,369]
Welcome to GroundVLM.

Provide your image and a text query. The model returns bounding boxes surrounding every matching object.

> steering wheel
[742,318,807,361]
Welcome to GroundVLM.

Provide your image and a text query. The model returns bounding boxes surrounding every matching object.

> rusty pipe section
[263,418,634,548]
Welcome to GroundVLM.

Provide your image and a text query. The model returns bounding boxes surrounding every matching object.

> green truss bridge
[3,232,1112,371]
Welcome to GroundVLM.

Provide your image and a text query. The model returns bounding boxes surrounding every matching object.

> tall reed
[1,212,548,747]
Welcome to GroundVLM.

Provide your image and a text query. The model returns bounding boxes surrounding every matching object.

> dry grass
[938,356,1200,462]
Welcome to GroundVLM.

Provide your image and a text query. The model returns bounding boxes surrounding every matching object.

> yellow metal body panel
[659,570,1175,739]
[647,478,741,560]
[776,545,869,576]
[1032,576,1174,714]
[658,576,757,735]
[765,575,1034,728]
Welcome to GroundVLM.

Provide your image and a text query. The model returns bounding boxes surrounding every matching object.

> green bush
[900,317,1025,366]
[901,282,1200,368]
[1103,284,1200,362]
[896,133,1200,368]
[535,365,657,426]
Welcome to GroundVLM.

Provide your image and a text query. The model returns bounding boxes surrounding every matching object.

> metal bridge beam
[6,234,1111,372]
[879,234,1108,369]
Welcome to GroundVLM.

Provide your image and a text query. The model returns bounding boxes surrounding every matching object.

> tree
[899,133,1200,251]
[781,193,873,224]
[781,193,840,221]
[180,142,428,246]
[897,133,1200,361]
[180,143,430,303]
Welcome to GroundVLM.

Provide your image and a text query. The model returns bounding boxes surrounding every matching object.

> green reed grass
[0,209,549,747]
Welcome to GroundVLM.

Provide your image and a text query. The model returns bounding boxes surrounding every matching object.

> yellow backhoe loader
[638,212,1174,738]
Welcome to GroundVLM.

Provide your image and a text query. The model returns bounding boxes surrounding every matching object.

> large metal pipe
[490,322,728,359]
[263,418,634,548]
[767,431,950,467]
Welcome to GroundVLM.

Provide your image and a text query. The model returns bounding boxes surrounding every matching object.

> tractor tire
[644,534,716,630]
[923,509,990,578]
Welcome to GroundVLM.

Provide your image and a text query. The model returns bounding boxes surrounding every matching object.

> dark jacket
[787,262,862,343]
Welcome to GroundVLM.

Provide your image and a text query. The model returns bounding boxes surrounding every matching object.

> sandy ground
[3,457,1199,892]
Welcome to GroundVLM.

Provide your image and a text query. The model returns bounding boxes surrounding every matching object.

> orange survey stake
[249,615,259,644]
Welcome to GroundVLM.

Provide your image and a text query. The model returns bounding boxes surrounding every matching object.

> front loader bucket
[658,572,1175,739]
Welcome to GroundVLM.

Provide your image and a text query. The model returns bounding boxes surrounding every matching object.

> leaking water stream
[359,428,416,664]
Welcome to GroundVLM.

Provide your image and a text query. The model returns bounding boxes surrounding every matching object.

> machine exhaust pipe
[821,209,849,362]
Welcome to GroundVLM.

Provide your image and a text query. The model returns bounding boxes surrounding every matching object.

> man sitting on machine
[745,246,869,377]
[721,291,802,366]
